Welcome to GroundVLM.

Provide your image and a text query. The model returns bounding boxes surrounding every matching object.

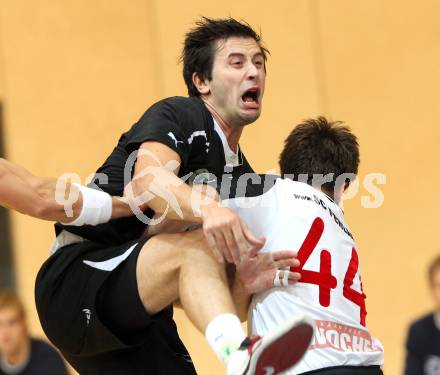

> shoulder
[410,313,435,331]
[29,339,67,372]
[408,313,435,340]
[144,96,207,118]
[31,338,62,358]
[135,96,211,133]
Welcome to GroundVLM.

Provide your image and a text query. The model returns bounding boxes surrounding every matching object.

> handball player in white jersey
[222,117,384,375]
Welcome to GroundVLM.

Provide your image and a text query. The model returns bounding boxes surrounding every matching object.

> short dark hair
[428,255,440,286]
[181,17,269,97]
[279,117,360,192]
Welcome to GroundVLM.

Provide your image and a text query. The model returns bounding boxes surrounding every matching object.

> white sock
[205,313,247,366]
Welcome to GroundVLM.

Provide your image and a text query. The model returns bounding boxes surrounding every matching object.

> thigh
[136,228,208,314]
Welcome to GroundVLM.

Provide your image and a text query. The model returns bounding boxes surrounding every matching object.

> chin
[240,112,261,126]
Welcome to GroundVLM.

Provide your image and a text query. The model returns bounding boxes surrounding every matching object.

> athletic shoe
[226,314,315,375]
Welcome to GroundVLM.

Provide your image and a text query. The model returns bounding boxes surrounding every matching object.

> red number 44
[290,217,367,326]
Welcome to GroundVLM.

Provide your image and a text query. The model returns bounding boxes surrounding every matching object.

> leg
[136,228,236,332]
[136,229,315,375]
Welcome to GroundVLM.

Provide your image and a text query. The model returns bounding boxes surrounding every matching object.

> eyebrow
[227,52,265,60]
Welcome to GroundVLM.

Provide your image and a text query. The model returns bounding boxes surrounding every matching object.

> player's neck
[202,99,242,153]
[3,337,30,367]
[321,188,338,204]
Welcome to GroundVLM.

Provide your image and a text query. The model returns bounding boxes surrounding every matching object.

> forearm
[39,183,135,223]
[131,166,217,223]
[110,196,135,219]
[0,157,35,180]
[0,158,134,223]
[34,178,84,222]
[0,168,82,221]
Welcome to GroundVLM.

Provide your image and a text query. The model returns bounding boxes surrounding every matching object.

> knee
[180,229,214,260]
[178,229,226,272]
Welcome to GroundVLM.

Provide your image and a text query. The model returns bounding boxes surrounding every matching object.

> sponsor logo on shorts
[310,320,383,352]
[175,353,193,364]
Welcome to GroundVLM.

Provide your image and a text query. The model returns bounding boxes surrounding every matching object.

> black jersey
[405,313,440,375]
[0,339,68,375]
[56,96,254,245]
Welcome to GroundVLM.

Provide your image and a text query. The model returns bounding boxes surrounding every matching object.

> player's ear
[192,72,210,95]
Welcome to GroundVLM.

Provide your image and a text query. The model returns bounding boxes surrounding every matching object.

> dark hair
[279,117,360,192]
[428,255,440,286]
[181,17,269,97]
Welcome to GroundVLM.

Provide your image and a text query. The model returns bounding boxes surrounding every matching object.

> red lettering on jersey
[291,218,368,326]
[343,248,367,326]
[291,217,337,307]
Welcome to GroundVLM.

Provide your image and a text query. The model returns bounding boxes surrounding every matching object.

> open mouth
[241,88,260,105]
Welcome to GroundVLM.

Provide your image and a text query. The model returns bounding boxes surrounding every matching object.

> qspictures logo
[53,150,387,225]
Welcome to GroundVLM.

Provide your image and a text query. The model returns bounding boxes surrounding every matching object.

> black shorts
[301,365,383,374]
[35,237,197,375]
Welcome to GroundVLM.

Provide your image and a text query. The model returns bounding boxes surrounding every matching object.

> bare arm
[130,142,265,264]
[0,158,132,222]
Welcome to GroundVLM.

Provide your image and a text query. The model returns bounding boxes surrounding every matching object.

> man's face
[432,267,440,311]
[204,37,266,127]
[0,308,27,356]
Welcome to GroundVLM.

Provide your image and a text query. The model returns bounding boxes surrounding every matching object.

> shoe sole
[249,315,315,375]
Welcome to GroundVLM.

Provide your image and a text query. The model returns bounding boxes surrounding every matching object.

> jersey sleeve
[124,98,201,171]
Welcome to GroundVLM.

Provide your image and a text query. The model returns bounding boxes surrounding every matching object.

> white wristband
[62,184,112,226]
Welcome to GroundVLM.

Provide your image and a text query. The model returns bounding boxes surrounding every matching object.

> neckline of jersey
[0,346,31,374]
[212,117,243,167]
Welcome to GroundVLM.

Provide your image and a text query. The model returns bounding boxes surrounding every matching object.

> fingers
[223,228,240,263]
[271,250,297,261]
[270,250,300,269]
[287,271,301,284]
[203,231,225,264]
[213,232,234,263]
[202,207,256,264]
[247,243,264,258]
[241,220,265,248]
[231,223,248,262]
[276,258,300,269]
[273,270,301,287]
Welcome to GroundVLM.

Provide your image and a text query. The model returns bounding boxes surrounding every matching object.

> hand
[235,250,301,295]
[201,202,265,264]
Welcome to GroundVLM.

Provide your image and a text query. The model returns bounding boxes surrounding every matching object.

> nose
[246,62,259,81]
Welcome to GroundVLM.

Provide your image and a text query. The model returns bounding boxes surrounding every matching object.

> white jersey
[223,177,384,374]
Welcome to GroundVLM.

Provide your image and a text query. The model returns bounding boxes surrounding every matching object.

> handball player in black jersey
[35,18,313,375]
